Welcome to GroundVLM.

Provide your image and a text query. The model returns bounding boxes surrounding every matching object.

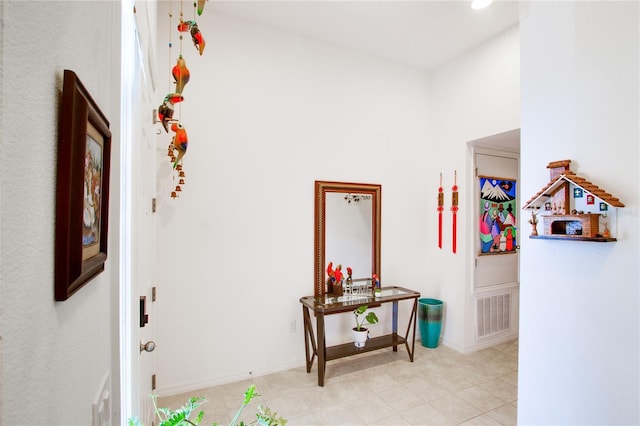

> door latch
[140,296,149,327]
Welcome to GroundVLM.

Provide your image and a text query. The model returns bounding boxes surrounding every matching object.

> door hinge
[152,374,156,391]
[152,286,157,302]
[152,198,157,213]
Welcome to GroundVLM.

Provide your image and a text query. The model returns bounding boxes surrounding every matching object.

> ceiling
[209,0,522,71]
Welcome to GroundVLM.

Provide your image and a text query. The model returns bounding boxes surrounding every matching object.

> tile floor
[158,339,518,425]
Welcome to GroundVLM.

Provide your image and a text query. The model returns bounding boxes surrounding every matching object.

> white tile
[313,403,367,425]
[456,385,507,412]
[459,413,503,425]
[347,393,395,423]
[376,384,429,411]
[428,393,483,424]
[400,401,454,425]
[156,340,519,426]
[478,377,518,403]
[486,402,518,425]
[366,414,413,425]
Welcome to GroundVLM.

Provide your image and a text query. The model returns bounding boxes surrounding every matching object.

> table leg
[317,312,326,386]
[302,305,317,373]
[392,300,398,352]
[407,298,418,361]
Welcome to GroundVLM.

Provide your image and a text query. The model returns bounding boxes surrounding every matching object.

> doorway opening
[468,129,520,350]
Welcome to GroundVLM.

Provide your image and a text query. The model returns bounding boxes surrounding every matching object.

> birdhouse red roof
[523,160,625,209]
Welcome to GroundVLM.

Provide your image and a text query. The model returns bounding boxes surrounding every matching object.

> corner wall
[518,2,639,424]
[153,10,432,394]
[428,25,520,352]
[0,1,121,424]
[153,9,521,393]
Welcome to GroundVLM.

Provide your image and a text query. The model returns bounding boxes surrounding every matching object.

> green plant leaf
[365,312,379,325]
[354,305,378,330]
[256,405,288,425]
[164,411,187,426]
[130,387,286,426]
[243,384,257,404]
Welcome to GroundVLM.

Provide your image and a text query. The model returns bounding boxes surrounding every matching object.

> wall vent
[476,292,511,339]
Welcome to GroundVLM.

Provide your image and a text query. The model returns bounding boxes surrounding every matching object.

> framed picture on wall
[478,176,518,255]
[55,70,112,301]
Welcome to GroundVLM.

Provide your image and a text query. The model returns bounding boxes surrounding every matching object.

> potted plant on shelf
[352,305,379,348]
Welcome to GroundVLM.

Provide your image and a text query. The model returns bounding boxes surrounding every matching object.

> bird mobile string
[157,0,208,199]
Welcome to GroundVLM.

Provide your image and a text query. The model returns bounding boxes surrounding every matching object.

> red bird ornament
[172,56,190,94]
[157,97,175,133]
[177,20,206,56]
[170,122,189,169]
[190,22,206,55]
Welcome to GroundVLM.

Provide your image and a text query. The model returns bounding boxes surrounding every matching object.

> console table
[299,286,420,386]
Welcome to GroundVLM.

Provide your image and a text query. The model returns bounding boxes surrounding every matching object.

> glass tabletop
[300,286,419,312]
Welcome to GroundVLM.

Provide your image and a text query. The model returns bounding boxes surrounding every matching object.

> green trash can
[418,298,443,348]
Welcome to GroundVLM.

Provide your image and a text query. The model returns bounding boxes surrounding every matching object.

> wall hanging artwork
[158,0,209,199]
[478,176,517,254]
[55,70,112,301]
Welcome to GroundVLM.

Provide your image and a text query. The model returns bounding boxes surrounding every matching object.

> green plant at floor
[128,384,287,426]
[353,305,379,331]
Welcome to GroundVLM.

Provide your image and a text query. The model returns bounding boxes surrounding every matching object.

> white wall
[154,8,521,393]
[0,1,121,424]
[153,11,432,393]
[428,26,520,351]
[519,2,639,424]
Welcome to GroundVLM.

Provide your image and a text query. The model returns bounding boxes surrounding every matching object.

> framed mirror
[314,181,381,297]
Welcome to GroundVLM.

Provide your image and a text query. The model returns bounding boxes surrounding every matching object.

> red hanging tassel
[437,173,444,249]
[451,171,459,254]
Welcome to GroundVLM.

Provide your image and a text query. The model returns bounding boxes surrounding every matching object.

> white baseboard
[441,332,518,354]
[154,358,306,398]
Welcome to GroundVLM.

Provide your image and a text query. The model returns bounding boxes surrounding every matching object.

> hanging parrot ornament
[177,20,206,56]
[177,20,193,32]
[157,93,184,133]
[165,93,184,104]
[171,122,189,169]
[157,97,175,133]
[190,22,206,55]
[163,1,208,198]
[172,56,190,94]
[197,0,207,16]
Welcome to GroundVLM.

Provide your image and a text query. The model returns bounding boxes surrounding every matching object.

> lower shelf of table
[325,334,406,361]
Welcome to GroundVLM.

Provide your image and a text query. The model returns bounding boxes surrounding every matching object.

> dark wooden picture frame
[55,70,111,301]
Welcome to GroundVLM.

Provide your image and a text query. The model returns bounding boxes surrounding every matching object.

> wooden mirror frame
[314,181,381,297]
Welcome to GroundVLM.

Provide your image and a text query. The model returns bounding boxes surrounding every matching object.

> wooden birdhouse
[523,160,624,242]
